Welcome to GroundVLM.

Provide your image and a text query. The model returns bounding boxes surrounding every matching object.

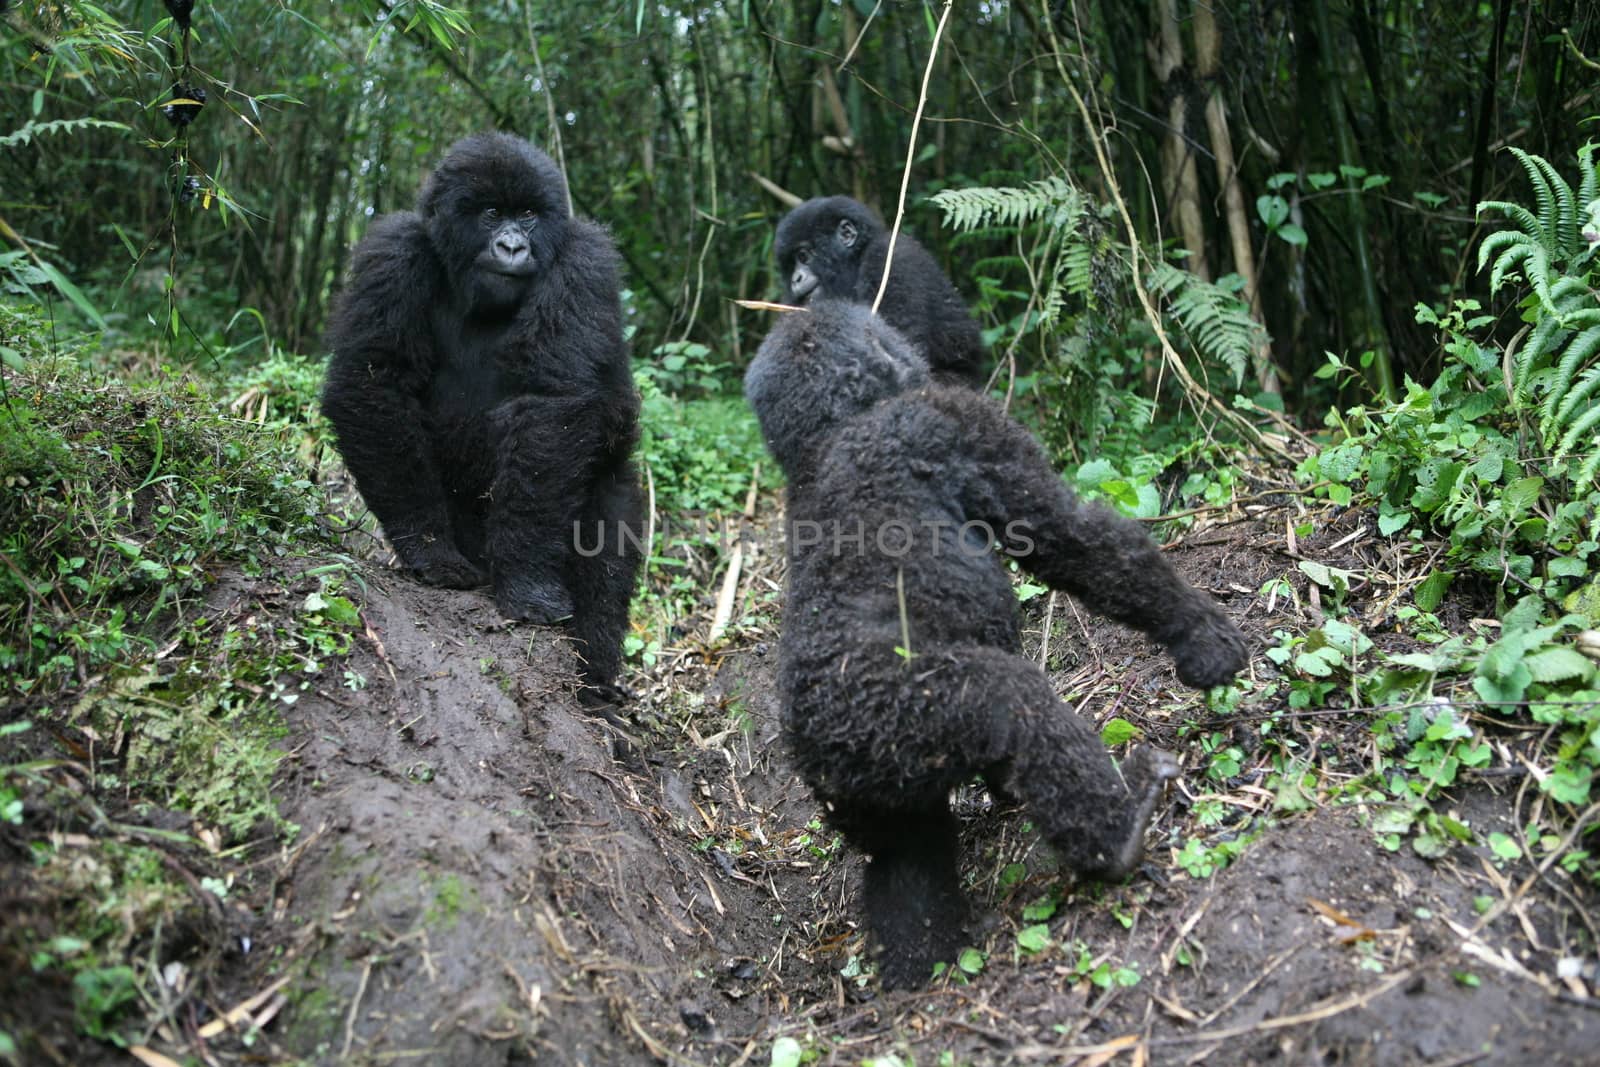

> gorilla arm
[927,389,1247,688]
[323,215,485,586]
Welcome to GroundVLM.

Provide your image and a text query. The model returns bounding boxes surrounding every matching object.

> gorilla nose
[790,270,817,300]
[496,233,530,262]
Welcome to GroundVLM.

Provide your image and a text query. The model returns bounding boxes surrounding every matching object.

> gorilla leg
[947,646,1179,877]
[847,642,1174,880]
[832,800,967,989]
[484,398,588,623]
[566,468,643,692]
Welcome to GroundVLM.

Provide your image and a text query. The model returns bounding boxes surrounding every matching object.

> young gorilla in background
[744,302,1248,987]
[322,132,641,695]
[774,196,985,386]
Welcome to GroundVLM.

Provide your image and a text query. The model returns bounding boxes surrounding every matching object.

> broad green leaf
[771,1037,803,1067]
[1101,718,1140,745]
[1414,570,1452,612]
[1016,923,1051,953]
[1523,647,1595,684]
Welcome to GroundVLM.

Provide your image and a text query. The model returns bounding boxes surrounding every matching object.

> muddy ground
[12,504,1600,1065]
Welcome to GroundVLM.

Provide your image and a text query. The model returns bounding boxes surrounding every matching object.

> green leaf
[1275,222,1308,247]
[1294,646,1343,677]
[1488,832,1523,861]
[1256,194,1289,229]
[1101,718,1140,745]
[957,948,986,975]
[771,1036,803,1067]
[1021,895,1058,922]
[1522,647,1595,684]
[1378,509,1410,537]
[1414,570,1452,612]
[1016,923,1051,953]
[1504,476,1545,513]
[1543,765,1593,805]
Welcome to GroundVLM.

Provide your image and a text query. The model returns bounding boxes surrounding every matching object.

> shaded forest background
[5,0,1596,414]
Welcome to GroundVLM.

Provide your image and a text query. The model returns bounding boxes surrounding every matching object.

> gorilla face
[774,196,879,305]
[421,133,571,314]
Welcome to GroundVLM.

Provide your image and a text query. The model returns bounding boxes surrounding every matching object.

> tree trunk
[1193,2,1278,393]
[1149,0,1209,281]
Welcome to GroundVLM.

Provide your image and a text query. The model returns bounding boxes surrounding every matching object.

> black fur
[745,301,1248,987]
[774,196,985,386]
[322,132,641,692]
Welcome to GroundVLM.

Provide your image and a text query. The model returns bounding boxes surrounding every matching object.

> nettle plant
[1296,145,1600,870]
[1306,143,1600,618]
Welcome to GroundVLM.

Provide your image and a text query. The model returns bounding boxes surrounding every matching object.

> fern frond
[1551,365,1600,437]
[930,177,1083,233]
[1545,325,1600,425]
[1060,241,1094,301]
[1507,148,1562,244]
[1578,142,1598,206]
[1514,315,1567,399]
[1554,402,1600,460]
[1577,449,1600,487]
[1477,203,1541,248]
[1039,277,1066,327]
[0,118,128,147]
[1476,227,1537,294]
[1146,263,1265,385]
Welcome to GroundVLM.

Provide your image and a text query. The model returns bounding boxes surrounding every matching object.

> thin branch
[872,0,954,315]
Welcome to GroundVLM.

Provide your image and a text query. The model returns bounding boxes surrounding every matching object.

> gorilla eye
[518,208,538,222]
[483,207,501,221]
[795,248,811,265]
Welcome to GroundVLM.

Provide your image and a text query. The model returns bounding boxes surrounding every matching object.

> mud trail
[217,515,1597,1065]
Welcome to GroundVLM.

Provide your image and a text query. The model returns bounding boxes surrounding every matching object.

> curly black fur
[774,196,985,386]
[322,132,641,692]
[745,301,1248,987]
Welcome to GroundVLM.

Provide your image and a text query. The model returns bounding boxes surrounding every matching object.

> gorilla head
[420,133,571,315]
[743,300,928,483]
[772,196,986,386]
[774,195,879,304]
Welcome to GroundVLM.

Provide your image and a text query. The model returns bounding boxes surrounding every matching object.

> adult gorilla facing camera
[744,301,1248,988]
[774,196,985,385]
[322,132,641,694]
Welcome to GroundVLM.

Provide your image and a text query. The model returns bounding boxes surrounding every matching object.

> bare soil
[8,505,1599,1065]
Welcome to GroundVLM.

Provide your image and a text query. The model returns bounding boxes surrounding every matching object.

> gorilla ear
[837,219,858,248]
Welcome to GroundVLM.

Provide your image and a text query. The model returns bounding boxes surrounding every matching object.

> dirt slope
[197,514,1597,1065]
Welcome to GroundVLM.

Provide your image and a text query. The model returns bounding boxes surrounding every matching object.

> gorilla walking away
[323,132,642,694]
[744,301,1248,987]
[774,196,986,386]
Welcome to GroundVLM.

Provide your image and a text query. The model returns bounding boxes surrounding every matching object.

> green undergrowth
[1217,146,1600,884]
[0,312,360,1049]
[630,347,771,667]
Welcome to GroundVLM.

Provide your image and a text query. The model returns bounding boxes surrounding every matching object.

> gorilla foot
[406,542,488,589]
[493,573,575,624]
[1169,605,1249,690]
[1079,746,1180,881]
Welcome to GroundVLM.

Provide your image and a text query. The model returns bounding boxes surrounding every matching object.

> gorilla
[774,196,986,386]
[322,132,641,694]
[744,301,1248,988]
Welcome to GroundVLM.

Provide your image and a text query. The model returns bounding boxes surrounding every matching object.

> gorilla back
[745,301,1248,987]
[322,132,642,693]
